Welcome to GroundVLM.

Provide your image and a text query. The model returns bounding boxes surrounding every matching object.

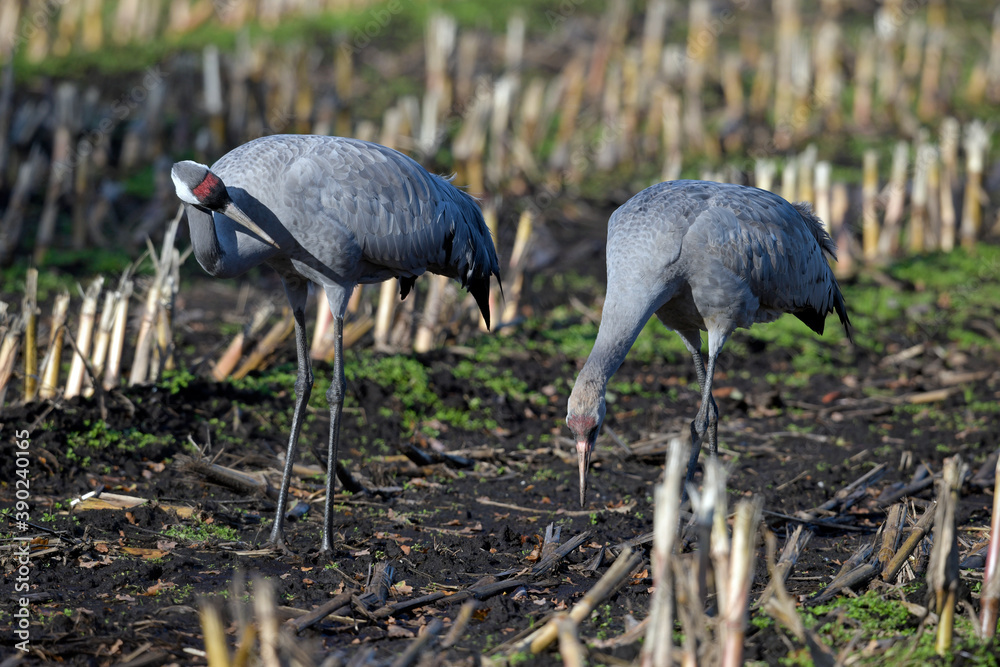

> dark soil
[2,246,999,665]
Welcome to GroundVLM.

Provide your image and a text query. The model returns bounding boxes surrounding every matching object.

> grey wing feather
[609,180,850,339]
[698,185,850,338]
[210,134,500,321]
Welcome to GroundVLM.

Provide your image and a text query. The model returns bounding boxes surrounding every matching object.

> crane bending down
[172,135,501,551]
[567,180,852,506]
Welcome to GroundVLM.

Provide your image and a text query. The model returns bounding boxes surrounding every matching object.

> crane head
[566,387,605,507]
[171,160,279,249]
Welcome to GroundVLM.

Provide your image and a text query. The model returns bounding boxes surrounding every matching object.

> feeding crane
[566,180,852,505]
[172,134,500,551]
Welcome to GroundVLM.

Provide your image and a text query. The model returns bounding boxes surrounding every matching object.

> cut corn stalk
[65,277,104,399]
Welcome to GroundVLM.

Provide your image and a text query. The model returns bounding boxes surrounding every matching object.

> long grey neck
[575,296,652,394]
[185,204,225,275]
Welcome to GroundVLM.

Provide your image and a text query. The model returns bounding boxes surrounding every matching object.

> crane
[171,134,501,551]
[566,180,852,506]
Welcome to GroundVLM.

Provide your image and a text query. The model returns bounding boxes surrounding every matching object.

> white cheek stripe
[171,170,201,205]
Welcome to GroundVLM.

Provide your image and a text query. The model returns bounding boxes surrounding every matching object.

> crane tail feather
[834,290,854,343]
[469,276,492,330]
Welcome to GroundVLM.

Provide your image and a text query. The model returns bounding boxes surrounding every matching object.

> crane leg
[269,285,313,547]
[321,315,345,553]
[675,329,719,483]
[684,329,725,484]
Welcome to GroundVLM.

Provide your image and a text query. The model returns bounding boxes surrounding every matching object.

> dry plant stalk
[813,161,831,234]
[373,281,399,350]
[232,310,295,380]
[642,439,688,667]
[980,451,1000,638]
[796,145,816,206]
[479,202,500,332]
[780,157,797,205]
[719,498,763,667]
[198,600,230,667]
[875,503,908,574]
[510,546,641,656]
[500,210,534,330]
[154,266,178,377]
[960,121,989,249]
[310,297,332,360]
[556,615,585,667]
[910,141,932,253]
[23,268,38,402]
[755,159,777,193]
[939,117,960,252]
[708,459,732,606]
[65,277,104,399]
[414,275,449,353]
[102,279,133,391]
[928,455,968,655]
[760,529,836,667]
[548,57,586,171]
[214,303,274,382]
[38,290,70,399]
[861,150,880,261]
[830,182,852,277]
[441,600,478,648]
[128,279,161,386]
[253,575,281,667]
[878,141,908,258]
[0,315,24,408]
[87,290,118,397]
[882,502,936,582]
[753,524,812,608]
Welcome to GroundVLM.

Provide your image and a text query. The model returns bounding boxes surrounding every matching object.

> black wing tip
[398,276,417,301]
[794,295,853,344]
[469,275,493,330]
[836,294,854,345]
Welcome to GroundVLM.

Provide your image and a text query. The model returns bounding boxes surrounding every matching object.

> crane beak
[577,440,592,507]
[223,201,280,249]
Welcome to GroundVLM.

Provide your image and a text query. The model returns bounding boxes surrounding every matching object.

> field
[2,0,1000,665]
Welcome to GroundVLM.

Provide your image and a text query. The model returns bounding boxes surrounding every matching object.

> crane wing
[211,134,500,322]
[691,186,850,337]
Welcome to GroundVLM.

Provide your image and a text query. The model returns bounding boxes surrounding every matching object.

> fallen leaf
[143,580,177,596]
[387,625,415,639]
[95,543,110,554]
[116,594,135,602]
[392,582,413,595]
[399,544,411,555]
[445,519,463,527]
[122,547,170,559]
[156,540,177,551]
[105,638,123,656]
[303,579,314,586]
[79,556,113,569]
[822,390,842,404]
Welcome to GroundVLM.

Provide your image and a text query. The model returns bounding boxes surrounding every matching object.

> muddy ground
[2,223,999,665]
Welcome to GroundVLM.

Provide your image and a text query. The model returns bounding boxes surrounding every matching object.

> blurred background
[1,0,998,401]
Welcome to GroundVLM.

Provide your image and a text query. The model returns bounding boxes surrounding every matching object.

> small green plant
[164,519,239,544]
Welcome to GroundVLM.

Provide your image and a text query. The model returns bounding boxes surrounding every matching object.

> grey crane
[566,180,852,505]
[171,134,500,552]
